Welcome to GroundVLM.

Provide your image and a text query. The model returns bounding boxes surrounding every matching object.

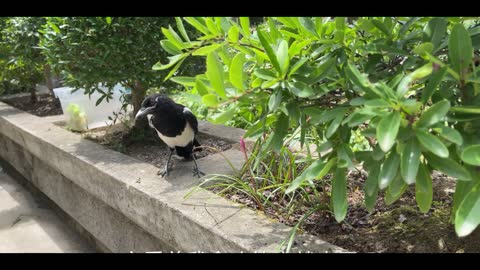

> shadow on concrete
[0,160,94,253]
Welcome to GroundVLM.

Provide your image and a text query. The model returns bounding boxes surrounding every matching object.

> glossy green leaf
[413,42,433,56]
[205,18,220,35]
[254,68,276,80]
[378,152,400,190]
[286,102,301,123]
[210,107,235,124]
[425,154,472,181]
[365,188,379,213]
[268,91,282,112]
[416,162,433,213]
[438,125,463,145]
[455,180,480,237]
[421,66,448,104]
[365,99,390,107]
[161,26,184,50]
[372,19,391,37]
[152,54,187,70]
[192,44,222,56]
[169,76,195,86]
[277,40,289,76]
[184,17,210,35]
[105,17,112,25]
[239,17,250,37]
[195,79,209,96]
[331,167,348,222]
[286,158,336,194]
[228,25,239,43]
[175,17,191,42]
[244,119,265,139]
[206,52,226,98]
[398,17,419,38]
[47,21,60,34]
[257,29,281,75]
[453,179,478,224]
[401,138,421,185]
[415,100,450,128]
[364,164,380,197]
[336,144,354,169]
[389,173,407,198]
[350,97,366,106]
[201,94,219,107]
[346,112,372,127]
[229,53,246,90]
[299,17,318,37]
[326,112,345,139]
[287,57,309,76]
[397,63,433,97]
[449,24,473,78]
[377,111,401,152]
[385,174,407,205]
[450,106,480,114]
[346,62,382,98]
[372,145,385,161]
[288,81,314,98]
[303,107,323,124]
[163,57,186,82]
[304,57,335,85]
[423,17,447,50]
[160,40,183,55]
[461,145,480,166]
[416,130,449,158]
[269,113,289,151]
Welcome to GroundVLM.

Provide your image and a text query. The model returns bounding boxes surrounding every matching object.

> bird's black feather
[137,94,201,160]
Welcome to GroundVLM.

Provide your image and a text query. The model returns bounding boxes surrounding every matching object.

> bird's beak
[135,106,153,119]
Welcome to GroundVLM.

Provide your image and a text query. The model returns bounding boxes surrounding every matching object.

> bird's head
[135,95,161,120]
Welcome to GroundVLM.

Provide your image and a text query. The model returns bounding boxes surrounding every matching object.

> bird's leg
[192,154,205,178]
[158,148,174,177]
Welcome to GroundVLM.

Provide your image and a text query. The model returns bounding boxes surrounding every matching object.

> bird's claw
[192,168,205,178]
[157,167,169,177]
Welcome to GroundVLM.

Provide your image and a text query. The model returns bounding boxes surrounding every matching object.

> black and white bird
[135,94,204,178]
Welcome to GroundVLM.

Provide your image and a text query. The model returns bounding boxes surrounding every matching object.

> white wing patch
[154,122,195,148]
[183,107,192,113]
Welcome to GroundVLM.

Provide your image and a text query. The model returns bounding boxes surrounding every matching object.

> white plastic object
[53,84,127,131]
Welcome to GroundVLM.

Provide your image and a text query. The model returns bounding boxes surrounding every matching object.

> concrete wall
[0,101,346,253]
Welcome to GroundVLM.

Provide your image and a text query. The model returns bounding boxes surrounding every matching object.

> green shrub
[40,17,178,115]
[0,17,46,101]
[157,17,480,237]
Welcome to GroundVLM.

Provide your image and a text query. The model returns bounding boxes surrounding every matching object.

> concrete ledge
[0,100,346,253]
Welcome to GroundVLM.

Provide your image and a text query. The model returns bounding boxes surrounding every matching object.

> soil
[216,169,480,253]
[1,94,63,117]
[82,124,232,170]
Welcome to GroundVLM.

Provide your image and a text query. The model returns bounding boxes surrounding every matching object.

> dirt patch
[82,124,232,170]
[214,168,480,253]
[1,94,62,117]
[304,171,480,253]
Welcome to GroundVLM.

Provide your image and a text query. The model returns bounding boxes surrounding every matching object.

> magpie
[135,94,204,178]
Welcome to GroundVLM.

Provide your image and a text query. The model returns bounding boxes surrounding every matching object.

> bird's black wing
[183,108,199,134]
[183,107,202,151]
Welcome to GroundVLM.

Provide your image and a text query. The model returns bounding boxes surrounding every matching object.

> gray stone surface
[0,100,347,253]
[0,168,93,253]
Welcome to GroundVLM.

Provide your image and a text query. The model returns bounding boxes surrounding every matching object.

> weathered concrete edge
[0,140,173,253]
[0,101,348,253]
